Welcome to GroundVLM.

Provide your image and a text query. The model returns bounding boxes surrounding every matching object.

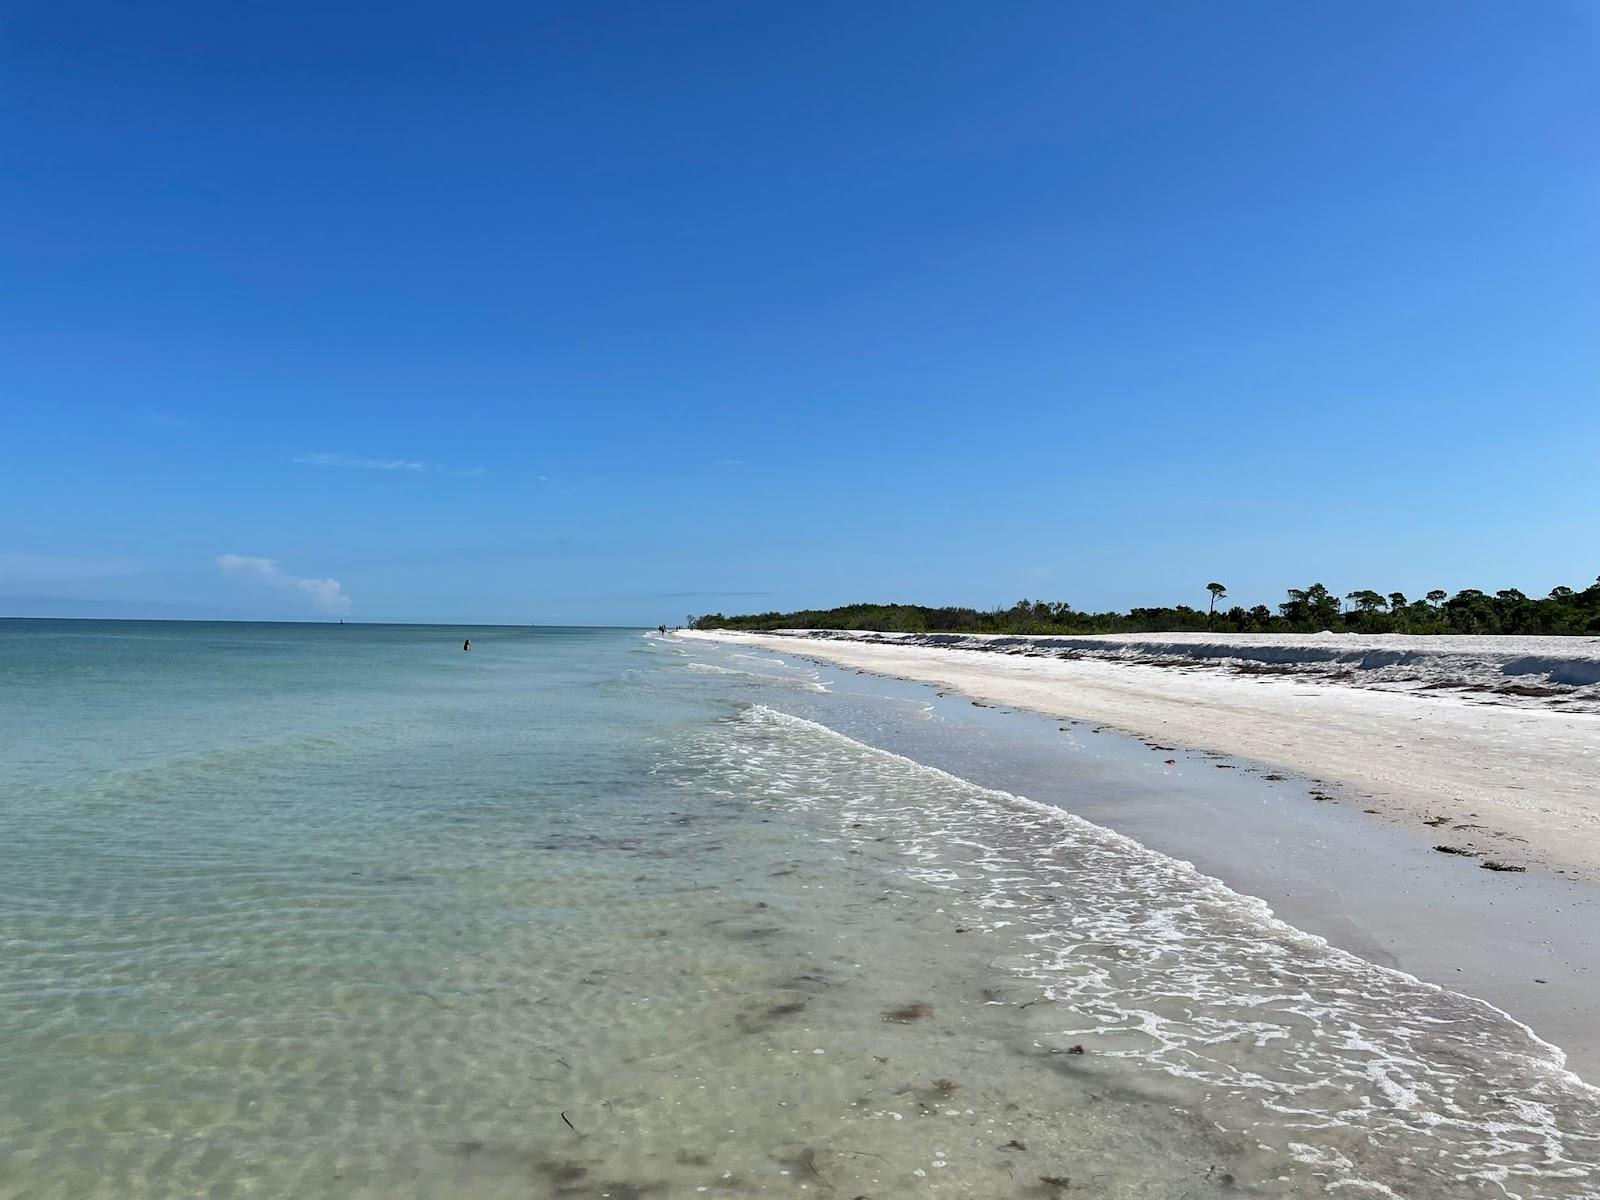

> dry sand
[682,629,1600,881]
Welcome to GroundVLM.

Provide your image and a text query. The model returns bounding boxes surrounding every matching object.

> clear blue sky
[2,2,1596,624]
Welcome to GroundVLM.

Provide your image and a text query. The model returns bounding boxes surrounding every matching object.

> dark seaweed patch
[882,1002,931,1023]
[736,996,810,1035]
[725,925,782,942]
[538,1160,590,1185]
[773,1147,832,1191]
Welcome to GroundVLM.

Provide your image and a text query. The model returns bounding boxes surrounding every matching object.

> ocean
[1,619,1597,1198]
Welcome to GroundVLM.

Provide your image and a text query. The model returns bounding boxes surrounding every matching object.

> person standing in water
[463,638,471,652]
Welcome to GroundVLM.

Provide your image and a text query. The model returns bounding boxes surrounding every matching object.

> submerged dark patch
[882,1002,932,1023]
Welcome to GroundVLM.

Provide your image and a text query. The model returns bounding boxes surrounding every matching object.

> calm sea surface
[1,620,1597,1198]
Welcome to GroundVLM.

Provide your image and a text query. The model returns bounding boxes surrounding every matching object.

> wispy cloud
[658,590,773,599]
[138,410,190,429]
[293,452,425,472]
[0,554,141,582]
[292,452,485,477]
[523,589,775,603]
[215,554,352,614]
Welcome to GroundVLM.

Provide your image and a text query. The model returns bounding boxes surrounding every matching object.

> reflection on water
[0,622,1596,1198]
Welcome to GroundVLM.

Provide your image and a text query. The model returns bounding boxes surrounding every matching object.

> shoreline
[683,628,1600,881]
[679,628,1600,1080]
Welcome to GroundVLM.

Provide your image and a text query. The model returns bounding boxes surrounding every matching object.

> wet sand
[681,631,1600,879]
[681,629,1600,1082]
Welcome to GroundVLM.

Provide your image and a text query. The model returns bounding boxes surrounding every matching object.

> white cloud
[215,555,352,614]
[293,453,425,472]
[292,452,485,477]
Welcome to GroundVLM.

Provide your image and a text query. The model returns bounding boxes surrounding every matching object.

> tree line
[689,577,1600,636]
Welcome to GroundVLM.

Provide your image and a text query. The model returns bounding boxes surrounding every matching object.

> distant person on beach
[463,638,471,652]
[658,624,666,635]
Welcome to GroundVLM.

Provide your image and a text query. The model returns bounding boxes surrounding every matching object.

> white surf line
[716,703,1600,1195]
[680,629,1600,882]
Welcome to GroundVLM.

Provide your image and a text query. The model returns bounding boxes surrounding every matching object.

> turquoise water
[2,620,1598,1198]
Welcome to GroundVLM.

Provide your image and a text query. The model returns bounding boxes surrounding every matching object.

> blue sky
[2,1,1596,624]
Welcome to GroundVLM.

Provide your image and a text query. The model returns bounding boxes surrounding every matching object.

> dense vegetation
[690,578,1600,637]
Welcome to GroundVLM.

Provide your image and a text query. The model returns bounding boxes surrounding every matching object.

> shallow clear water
[1,620,1597,1198]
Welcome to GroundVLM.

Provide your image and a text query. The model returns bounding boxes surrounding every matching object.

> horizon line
[0,615,653,630]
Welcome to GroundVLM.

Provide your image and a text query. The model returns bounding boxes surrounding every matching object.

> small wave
[671,704,1600,1197]
[676,659,828,692]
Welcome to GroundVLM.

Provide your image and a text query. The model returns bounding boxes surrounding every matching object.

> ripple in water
[6,622,1598,1199]
[670,704,1600,1197]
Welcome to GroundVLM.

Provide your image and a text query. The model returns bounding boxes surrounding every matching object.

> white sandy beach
[682,629,1600,881]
